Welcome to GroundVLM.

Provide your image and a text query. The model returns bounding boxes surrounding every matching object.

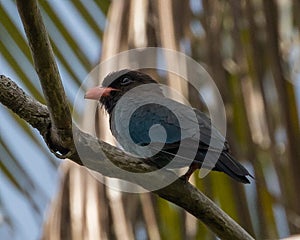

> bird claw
[179,174,190,183]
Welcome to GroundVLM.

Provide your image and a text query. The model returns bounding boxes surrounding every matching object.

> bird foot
[179,174,190,183]
[179,162,200,183]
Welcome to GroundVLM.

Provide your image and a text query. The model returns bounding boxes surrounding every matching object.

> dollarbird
[85,70,253,183]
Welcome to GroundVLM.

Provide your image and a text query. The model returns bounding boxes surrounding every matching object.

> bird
[84,69,253,184]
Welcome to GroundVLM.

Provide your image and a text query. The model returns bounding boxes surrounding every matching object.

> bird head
[85,70,159,113]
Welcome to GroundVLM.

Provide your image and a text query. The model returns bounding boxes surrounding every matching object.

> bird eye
[120,77,133,86]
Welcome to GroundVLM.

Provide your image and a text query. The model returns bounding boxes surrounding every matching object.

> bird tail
[214,152,253,184]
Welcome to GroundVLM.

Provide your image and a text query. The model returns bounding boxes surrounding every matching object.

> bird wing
[110,98,228,168]
[126,99,227,150]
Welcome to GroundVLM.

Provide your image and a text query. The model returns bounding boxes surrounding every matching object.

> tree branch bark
[16,0,73,158]
[0,75,253,240]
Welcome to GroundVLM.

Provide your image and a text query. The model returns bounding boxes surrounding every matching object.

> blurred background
[1,0,300,239]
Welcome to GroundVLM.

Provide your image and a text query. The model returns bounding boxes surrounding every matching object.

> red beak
[84,87,118,100]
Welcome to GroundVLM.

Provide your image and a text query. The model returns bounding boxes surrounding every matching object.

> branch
[0,75,253,240]
[16,0,73,157]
